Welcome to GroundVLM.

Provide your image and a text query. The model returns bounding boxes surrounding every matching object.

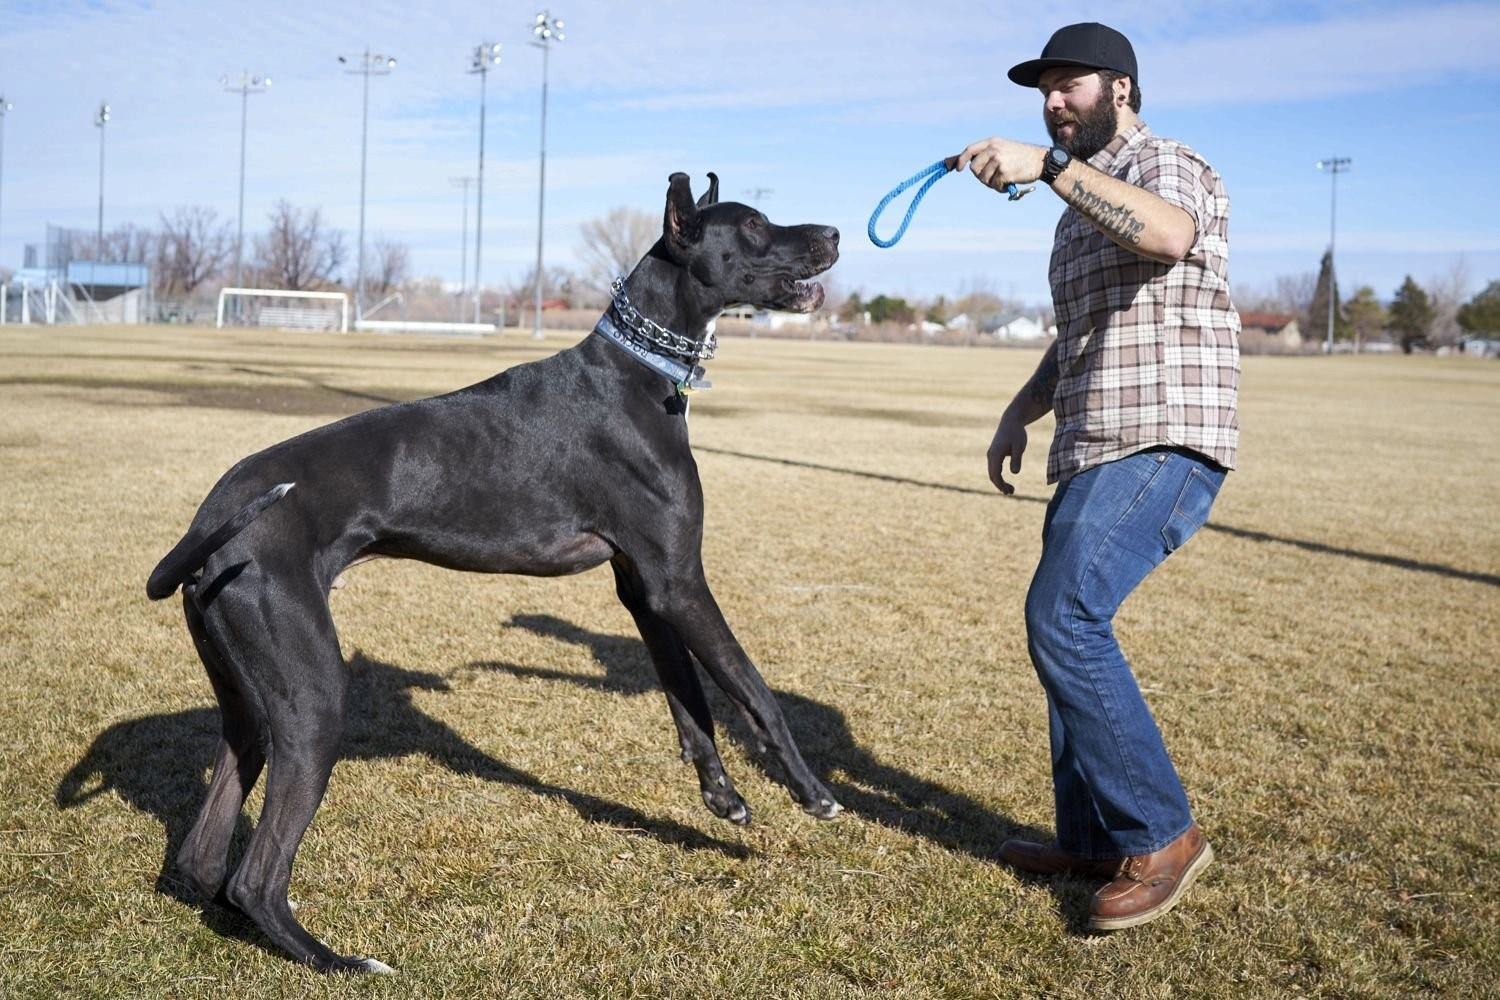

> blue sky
[1,0,1497,307]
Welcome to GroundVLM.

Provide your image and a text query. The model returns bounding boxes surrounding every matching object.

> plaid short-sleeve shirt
[1045,121,1240,484]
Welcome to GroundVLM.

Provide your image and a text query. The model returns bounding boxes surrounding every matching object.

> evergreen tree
[1387,276,1434,354]
[1306,249,1349,346]
[1456,280,1500,338]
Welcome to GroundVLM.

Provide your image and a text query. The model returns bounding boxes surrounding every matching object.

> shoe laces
[1120,856,1155,885]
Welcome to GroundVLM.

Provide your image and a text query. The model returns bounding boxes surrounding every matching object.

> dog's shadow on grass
[477,613,1095,932]
[54,651,752,955]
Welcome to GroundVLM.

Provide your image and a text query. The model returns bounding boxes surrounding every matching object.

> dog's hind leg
[175,587,266,904]
[612,559,751,825]
[215,581,389,974]
[635,559,841,821]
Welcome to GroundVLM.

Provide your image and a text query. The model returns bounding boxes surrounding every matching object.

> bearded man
[949,22,1241,931]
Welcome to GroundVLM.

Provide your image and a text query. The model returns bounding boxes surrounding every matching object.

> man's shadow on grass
[477,613,1096,931]
[54,652,752,957]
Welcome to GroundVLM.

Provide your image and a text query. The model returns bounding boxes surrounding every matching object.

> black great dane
[145,173,842,973]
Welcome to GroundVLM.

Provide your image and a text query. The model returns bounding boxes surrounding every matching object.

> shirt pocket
[1161,465,1222,552]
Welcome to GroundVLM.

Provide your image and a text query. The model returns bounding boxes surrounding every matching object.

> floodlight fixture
[1315,157,1352,353]
[223,71,273,290]
[340,48,399,321]
[468,41,503,324]
[530,11,565,337]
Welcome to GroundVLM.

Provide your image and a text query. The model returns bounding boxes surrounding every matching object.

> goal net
[216,287,350,332]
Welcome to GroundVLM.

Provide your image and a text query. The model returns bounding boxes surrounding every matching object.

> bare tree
[577,207,658,296]
[252,200,345,291]
[69,224,154,265]
[155,206,232,297]
[111,224,155,265]
[943,275,1025,324]
[1426,254,1472,348]
[369,237,410,297]
[1236,272,1316,316]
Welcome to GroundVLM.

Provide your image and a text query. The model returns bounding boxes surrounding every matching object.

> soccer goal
[216,287,350,333]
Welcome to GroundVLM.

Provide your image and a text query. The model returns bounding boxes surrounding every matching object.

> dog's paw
[801,796,843,821]
[702,788,752,826]
[326,954,394,975]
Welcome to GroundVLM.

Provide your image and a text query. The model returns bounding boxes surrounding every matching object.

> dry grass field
[1,324,1496,998]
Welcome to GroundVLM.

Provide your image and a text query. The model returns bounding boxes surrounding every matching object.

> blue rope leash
[867,161,949,248]
[868,161,1031,248]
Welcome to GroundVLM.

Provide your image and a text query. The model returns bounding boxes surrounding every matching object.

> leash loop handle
[868,161,950,248]
[868,161,1034,249]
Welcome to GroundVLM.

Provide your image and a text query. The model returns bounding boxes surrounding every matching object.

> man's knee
[1025,560,1116,687]
[1024,577,1074,672]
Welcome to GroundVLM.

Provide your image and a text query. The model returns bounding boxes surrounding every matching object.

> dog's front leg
[612,559,752,824]
[640,561,841,820]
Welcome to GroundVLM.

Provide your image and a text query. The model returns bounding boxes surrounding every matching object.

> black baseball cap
[1007,22,1138,88]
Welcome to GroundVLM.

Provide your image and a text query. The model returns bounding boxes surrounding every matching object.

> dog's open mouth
[781,278,825,313]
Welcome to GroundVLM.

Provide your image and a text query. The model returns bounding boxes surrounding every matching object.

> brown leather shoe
[1089,824,1213,931]
[999,839,1123,879]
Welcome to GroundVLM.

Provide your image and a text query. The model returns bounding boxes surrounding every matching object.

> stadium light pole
[221,71,271,292]
[530,10,563,339]
[0,98,11,269]
[1316,156,1351,354]
[451,175,475,321]
[339,49,396,323]
[469,43,502,325]
[94,101,109,259]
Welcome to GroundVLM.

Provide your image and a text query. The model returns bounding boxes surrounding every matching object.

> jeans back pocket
[1161,465,1222,553]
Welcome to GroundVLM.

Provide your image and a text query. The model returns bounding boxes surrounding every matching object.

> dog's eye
[722,252,732,263]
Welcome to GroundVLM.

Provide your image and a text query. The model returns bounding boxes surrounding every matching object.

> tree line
[26,198,1500,350]
[1240,252,1499,353]
[43,202,408,301]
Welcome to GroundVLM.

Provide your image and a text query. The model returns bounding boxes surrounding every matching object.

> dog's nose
[822,227,840,245]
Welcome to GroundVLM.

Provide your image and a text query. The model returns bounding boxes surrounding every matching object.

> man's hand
[987,410,1028,495]
[948,138,1047,195]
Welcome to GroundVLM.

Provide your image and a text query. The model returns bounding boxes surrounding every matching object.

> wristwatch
[1040,144,1072,186]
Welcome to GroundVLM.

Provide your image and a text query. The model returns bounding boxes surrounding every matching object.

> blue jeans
[1025,447,1225,860]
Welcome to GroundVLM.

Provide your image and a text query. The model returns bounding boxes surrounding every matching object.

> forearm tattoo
[1071,180,1145,245]
[1027,350,1060,408]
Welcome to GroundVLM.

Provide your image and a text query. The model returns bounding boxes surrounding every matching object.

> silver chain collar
[609,277,718,363]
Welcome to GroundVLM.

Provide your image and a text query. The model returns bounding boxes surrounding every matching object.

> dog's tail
[145,482,295,600]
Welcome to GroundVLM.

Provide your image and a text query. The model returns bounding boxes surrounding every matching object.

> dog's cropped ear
[696,172,719,208]
[664,172,702,258]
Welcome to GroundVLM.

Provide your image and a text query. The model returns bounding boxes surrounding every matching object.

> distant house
[1239,311,1302,347]
[978,311,1051,342]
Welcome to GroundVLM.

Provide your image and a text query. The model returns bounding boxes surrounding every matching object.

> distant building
[1239,311,1302,348]
[954,311,1052,341]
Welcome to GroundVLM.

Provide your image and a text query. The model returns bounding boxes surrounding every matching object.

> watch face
[1051,147,1069,164]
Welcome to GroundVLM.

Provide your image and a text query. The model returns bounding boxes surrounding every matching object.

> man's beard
[1046,88,1119,160]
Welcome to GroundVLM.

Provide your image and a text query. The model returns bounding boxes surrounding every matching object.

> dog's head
[659,172,839,314]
